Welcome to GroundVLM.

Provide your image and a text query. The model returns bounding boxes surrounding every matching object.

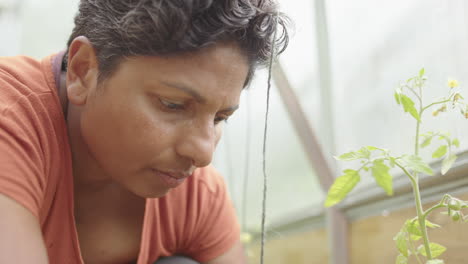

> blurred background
[2,0,468,263]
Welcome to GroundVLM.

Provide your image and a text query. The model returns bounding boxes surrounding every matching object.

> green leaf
[357,147,371,159]
[439,131,451,139]
[335,148,371,161]
[324,170,360,207]
[395,91,402,105]
[426,260,444,264]
[460,200,468,209]
[396,254,408,264]
[407,220,422,236]
[452,138,460,148]
[366,146,379,151]
[400,94,421,122]
[405,219,439,239]
[389,156,396,168]
[335,152,361,161]
[371,160,393,195]
[432,145,447,158]
[420,136,433,148]
[418,243,446,258]
[401,155,434,175]
[393,231,409,257]
[426,220,441,229]
[419,68,425,77]
[441,154,457,175]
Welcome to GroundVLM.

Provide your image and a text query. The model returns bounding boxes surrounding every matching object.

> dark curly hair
[65,0,289,86]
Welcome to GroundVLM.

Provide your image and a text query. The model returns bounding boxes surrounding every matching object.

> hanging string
[260,13,279,264]
[241,90,252,231]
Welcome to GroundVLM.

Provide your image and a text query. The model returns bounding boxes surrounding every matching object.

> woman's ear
[66,36,99,106]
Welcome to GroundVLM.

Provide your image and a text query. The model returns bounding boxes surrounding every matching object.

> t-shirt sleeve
[0,78,46,219]
[183,167,241,263]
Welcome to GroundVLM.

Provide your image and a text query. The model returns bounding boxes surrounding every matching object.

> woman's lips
[151,169,188,188]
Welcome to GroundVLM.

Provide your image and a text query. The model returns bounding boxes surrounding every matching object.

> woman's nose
[175,121,217,168]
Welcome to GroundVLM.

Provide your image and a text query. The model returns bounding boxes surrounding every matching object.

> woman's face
[69,42,248,198]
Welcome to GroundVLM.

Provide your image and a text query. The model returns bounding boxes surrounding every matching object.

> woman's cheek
[214,125,223,146]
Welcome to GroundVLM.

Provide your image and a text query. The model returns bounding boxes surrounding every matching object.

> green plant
[324,69,468,264]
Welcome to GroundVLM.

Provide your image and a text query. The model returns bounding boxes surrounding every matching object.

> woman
[0,1,289,263]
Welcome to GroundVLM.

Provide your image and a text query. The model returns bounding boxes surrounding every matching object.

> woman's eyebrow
[161,81,239,112]
[161,81,206,103]
[219,105,239,113]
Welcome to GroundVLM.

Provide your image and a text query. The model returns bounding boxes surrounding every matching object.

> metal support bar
[313,0,349,262]
[272,65,334,190]
[272,63,349,264]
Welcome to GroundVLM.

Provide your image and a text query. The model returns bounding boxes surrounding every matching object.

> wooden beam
[273,63,349,264]
[272,64,334,190]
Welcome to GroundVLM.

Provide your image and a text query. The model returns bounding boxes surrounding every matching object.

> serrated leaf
[419,68,425,77]
[441,154,457,175]
[393,231,409,257]
[335,148,370,161]
[418,243,446,258]
[401,155,434,175]
[324,170,360,207]
[371,160,393,195]
[405,219,439,240]
[420,136,433,148]
[396,254,408,264]
[407,220,422,236]
[335,152,359,161]
[432,145,447,158]
[357,147,371,159]
[452,138,460,148]
[400,94,421,122]
[426,259,444,264]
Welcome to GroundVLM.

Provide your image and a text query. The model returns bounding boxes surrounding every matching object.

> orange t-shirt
[0,54,240,264]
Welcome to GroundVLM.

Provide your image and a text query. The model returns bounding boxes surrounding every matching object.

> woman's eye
[159,98,184,110]
[214,116,229,124]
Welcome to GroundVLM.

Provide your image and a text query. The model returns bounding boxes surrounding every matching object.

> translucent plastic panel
[17,0,78,58]
[276,0,324,148]
[213,70,323,232]
[0,1,22,56]
[327,0,468,190]
[277,0,318,93]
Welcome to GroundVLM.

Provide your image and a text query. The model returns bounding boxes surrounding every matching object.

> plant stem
[394,161,415,182]
[413,93,433,260]
[421,98,454,113]
[423,194,450,218]
[411,178,432,259]
[407,86,422,103]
